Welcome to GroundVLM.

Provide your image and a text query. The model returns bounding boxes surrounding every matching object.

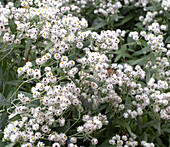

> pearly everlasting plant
[0,0,169,147]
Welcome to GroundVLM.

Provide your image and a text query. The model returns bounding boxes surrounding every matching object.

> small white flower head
[76,42,83,49]
[52,142,60,147]
[17,67,24,75]
[45,67,51,73]
[54,53,61,60]
[122,135,127,141]
[26,61,32,67]
[27,69,34,76]
[37,141,45,147]
[32,124,39,130]
[68,60,75,67]
[91,138,98,145]
[70,137,77,143]
[77,126,84,133]
[36,58,43,65]
[61,56,68,62]
[58,117,65,127]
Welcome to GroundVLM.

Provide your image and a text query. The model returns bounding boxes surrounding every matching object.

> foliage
[0,0,169,147]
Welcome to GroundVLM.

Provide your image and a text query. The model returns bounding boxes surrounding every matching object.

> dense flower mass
[0,0,169,146]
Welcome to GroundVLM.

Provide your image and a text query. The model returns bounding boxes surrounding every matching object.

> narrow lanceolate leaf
[114,54,122,62]
[0,93,10,107]
[165,35,170,43]
[90,21,107,30]
[132,47,151,56]
[0,112,8,129]
[8,19,17,34]
[5,142,16,147]
[45,41,53,51]
[114,15,133,27]
[85,77,100,86]
[0,67,2,88]
[128,56,147,65]
[24,39,32,59]
[8,114,21,122]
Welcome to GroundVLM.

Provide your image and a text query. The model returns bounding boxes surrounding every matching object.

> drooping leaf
[0,112,8,129]
[8,19,17,34]
[9,114,21,122]
[128,56,147,65]
[5,142,16,147]
[133,47,151,56]
[24,39,32,59]
[0,93,10,107]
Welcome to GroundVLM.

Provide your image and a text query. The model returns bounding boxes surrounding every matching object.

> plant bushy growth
[0,0,169,147]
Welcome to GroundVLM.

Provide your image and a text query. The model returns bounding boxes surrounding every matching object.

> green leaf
[145,70,151,83]
[9,114,21,122]
[90,21,107,30]
[142,120,154,129]
[113,14,124,21]
[36,23,44,29]
[165,35,170,44]
[35,43,46,48]
[7,89,17,101]
[149,53,156,64]
[0,142,7,146]
[114,15,133,27]
[3,44,24,52]
[114,120,132,134]
[0,112,8,129]
[57,68,64,77]
[24,39,32,59]
[155,136,166,147]
[6,80,22,86]
[85,77,100,86]
[17,91,32,97]
[27,99,40,107]
[0,93,10,107]
[137,116,142,135]
[132,47,151,56]
[44,41,53,51]
[114,54,122,62]
[98,139,112,147]
[125,96,131,108]
[134,22,143,30]
[128,56,147,65]
[8,19,17,34]
[162,128,170,133]
[5,142,16,147]
[124,122,132,134]
[10,52,18,63]
[0,67,3,88]
[105,105,111,114]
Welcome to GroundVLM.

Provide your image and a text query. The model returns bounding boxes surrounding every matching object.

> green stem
[65,111,81,133]
[0,47,14,62]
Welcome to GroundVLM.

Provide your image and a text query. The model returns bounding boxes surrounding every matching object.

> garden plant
[0,0,169,146]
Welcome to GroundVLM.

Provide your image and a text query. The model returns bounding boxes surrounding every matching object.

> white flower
[32,124,39,130]
[77,126,84,133]
[54,53,61,60]
[70,137,77,143]
[17,67,24,75]
[37,141,45,147]
[52,143,60,147]
[61,56,68,62]
[91,138,98,145]
[76,42,83,49]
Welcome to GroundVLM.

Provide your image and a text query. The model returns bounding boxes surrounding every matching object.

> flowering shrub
[0,0,169,146]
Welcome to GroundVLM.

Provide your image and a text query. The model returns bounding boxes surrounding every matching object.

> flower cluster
[1,0,169,146]
[77,113,108,134]
[109,134,155,147]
